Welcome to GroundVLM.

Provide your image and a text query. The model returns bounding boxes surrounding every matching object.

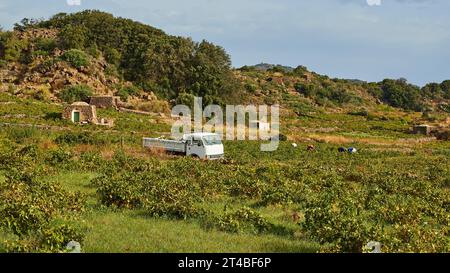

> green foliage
[294,82,355,105]
[144,178,201,219]
[116,85,140,101]
[58,24,89,50]
[55,131,108,146]
[35,37,57,53]
[210,207,271,234]
[440,80,450,99]
[92,155,202,219]
[60,49,90,69]
[302,171,449,253]
[244,83,257,93]
[86,44,100,58]
[0,33,28,62]
[104,47,121,66]
[378,79,423,111]
[0,154,86,252]
[39,10,241,104]
[293,65,308,76]
[13,18,41,32]
[3,126,39,144]
[58,84,93,103]
[0,59,7,68]
[421,83,443,99]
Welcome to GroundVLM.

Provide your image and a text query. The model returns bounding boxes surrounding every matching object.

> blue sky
[0,0,449,86]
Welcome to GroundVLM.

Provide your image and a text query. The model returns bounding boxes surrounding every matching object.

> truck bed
[143,138,186,153]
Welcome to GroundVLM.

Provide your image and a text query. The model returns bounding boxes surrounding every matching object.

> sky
[0,0,449,86]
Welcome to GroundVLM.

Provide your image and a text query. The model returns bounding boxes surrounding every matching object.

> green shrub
[58,84,93,103]
[35,38,57,53]
[244,83,257,93]
[61,49,90,69]
[116,85,140,101]
[1,33,28,62]
[92,172,144,209]
[104,47,121,66]
[143,178,201,219]
[0,165,86,252]
[211,207,271,234]
[0,59,7,68]
[58,24,88,50]
[45,148,73,167]
[4,126,39,143]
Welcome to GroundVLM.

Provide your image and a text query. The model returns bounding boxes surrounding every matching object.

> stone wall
[89,96,121,109]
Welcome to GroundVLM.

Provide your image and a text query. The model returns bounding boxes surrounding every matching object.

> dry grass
[73,144,97,154]
[38,139,58,150]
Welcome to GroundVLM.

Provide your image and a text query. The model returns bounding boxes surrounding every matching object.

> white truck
[143,133,224,160]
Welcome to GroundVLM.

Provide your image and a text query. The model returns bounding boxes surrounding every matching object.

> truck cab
[183,133,224,160]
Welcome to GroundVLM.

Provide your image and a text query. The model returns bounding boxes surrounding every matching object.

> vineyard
[0,120,448,252]
[0,10,449,253]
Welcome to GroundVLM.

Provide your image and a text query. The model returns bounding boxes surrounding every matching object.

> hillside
[0,10,449,115]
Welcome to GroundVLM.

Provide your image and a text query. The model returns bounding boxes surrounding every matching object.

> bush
[210,207,271,234]
[58,24,88,50]
[92,172,144,209]
[143,178,201,219]
[0,59,7,68]
[116,85,140,101]
[35,38,57,53]
[1,33,28,62]
[58,84,93,103]
[61,49,90,69]
[4,126,39,143]
[244,83,257,93]
[55,131,109,146]
[0,165,86,252]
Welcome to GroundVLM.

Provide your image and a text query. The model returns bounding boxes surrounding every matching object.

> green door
[73,112,80,122]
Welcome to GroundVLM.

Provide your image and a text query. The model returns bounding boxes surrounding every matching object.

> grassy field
[42,171,319,253]
[0,94,449,253]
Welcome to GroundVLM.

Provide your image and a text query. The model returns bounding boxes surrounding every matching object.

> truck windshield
[202,135,222,146]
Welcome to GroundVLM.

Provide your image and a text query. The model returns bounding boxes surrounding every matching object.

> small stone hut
[412,125,433,135]
[89,96,121,109]
[63,102,98,124]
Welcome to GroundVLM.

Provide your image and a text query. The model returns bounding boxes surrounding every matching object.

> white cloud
[367,0,382,6]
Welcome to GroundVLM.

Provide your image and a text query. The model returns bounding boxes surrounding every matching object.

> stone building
[63,102,98,124]
[89,96,122,109]
[412,125,433,135]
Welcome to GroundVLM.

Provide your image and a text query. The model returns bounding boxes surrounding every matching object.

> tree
[13,18,42,31]
[58,24,88,50]
[421,83,443,99]
[379,79,423,111]
[293,65,308,76]
[104,47,121,66]
[440,80,450,99]
[0,33,28,62]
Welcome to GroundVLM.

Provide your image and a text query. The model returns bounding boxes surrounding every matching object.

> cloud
[0,0,449,85]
